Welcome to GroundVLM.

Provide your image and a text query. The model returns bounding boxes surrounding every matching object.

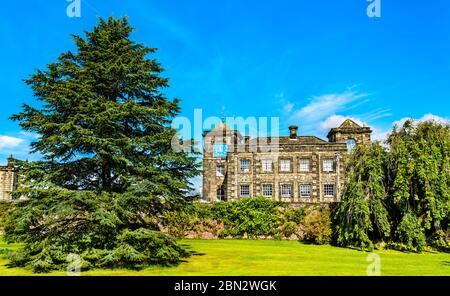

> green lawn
[1,238,450,275]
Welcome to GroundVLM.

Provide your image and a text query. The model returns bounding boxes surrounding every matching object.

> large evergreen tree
[5,17,199,272]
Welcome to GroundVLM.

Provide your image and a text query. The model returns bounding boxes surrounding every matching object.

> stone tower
[202,122,242,201]
[327,119,372,150]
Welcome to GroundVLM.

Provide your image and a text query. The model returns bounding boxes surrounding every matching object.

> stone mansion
[202,119,371,203]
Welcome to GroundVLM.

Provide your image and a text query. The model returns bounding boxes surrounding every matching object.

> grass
[1,238,450,275]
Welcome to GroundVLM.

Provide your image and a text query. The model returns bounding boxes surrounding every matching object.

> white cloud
[283,103,294,113]
[276,92,294,113]
[371,127,390,143]
[0,135,25,150]
[393,113,449,129]
[289,90,369,124]
[371,113,449,144]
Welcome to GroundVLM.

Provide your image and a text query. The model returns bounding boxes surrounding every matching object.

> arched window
[347,138,356,152]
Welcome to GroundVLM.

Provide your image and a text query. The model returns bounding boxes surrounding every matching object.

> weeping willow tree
[387,120,450,251]
[4,17,199,272]
[334,119,450,252]
[334,143,390,251]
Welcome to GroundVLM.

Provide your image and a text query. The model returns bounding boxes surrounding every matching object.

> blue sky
[0,0,449,164]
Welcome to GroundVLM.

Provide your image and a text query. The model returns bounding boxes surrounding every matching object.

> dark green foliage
[282,206,307,224]
[333,119,450,252]
[160,200,330,244]
[393,213,427,252]
[0,202,15,230]
[428,229,450,251]
[211,197,281,237]
[86,228,188,269]
[6,17,198,272]
[4,183,190,272]
[387,120,450,239]
[334,143,390,251]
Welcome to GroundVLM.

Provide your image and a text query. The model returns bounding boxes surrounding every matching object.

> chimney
[7,155,14,169]
[244,136,250,152]
[288,125,298,139]
[244,136,250,145]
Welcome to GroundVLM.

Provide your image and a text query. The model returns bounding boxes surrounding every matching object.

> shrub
[162,210,195,237]
[212,197,281,237]
[282,206,307,224]
[302,206,332,245]
[276,205,306,239]
[160,203,223,239]
[279,221,298,238]
[394,213,427,252]
[428,229,450,252]
[159,200,334,243]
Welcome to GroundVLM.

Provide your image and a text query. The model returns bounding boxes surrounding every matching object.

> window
[300,184,311,197]
[240,185,250,197]
[324,184,335,197]
[299,158,310,172]
[261,159,273,172]
[262,184,273,197]
[280,159,291,172]
[217,186,225,200]
[213,143,228,158]
[280,184,293,198]
[216,165,225,177]
[347,138,356,152]
[240,159,251,172]
[323,159,334,172]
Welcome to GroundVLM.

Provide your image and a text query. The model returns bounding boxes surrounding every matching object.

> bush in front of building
[160,202,223,239]
[301,206,332,244]
[211,197,281,238]
[159,198,333,243]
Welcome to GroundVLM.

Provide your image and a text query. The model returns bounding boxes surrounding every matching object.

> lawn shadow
[179,243,205,257]
[442,261,450,267]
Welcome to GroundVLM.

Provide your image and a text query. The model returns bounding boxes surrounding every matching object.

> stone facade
[0,156,19,201]
[202,119,372,203]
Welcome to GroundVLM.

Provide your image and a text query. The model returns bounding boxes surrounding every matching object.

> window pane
[347,138,356,152]
[324,184,335,197]
[240,185,250,197]
[261,159,272,172]
[216,165,225,176]
[240,159,250,172]
[280,159,291,172]
[280,184,292,198]
[262,184,273,197]
[300,184,311,197]
[323,159,334,172]
[217,186,225,200]
[299,159,310,172]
